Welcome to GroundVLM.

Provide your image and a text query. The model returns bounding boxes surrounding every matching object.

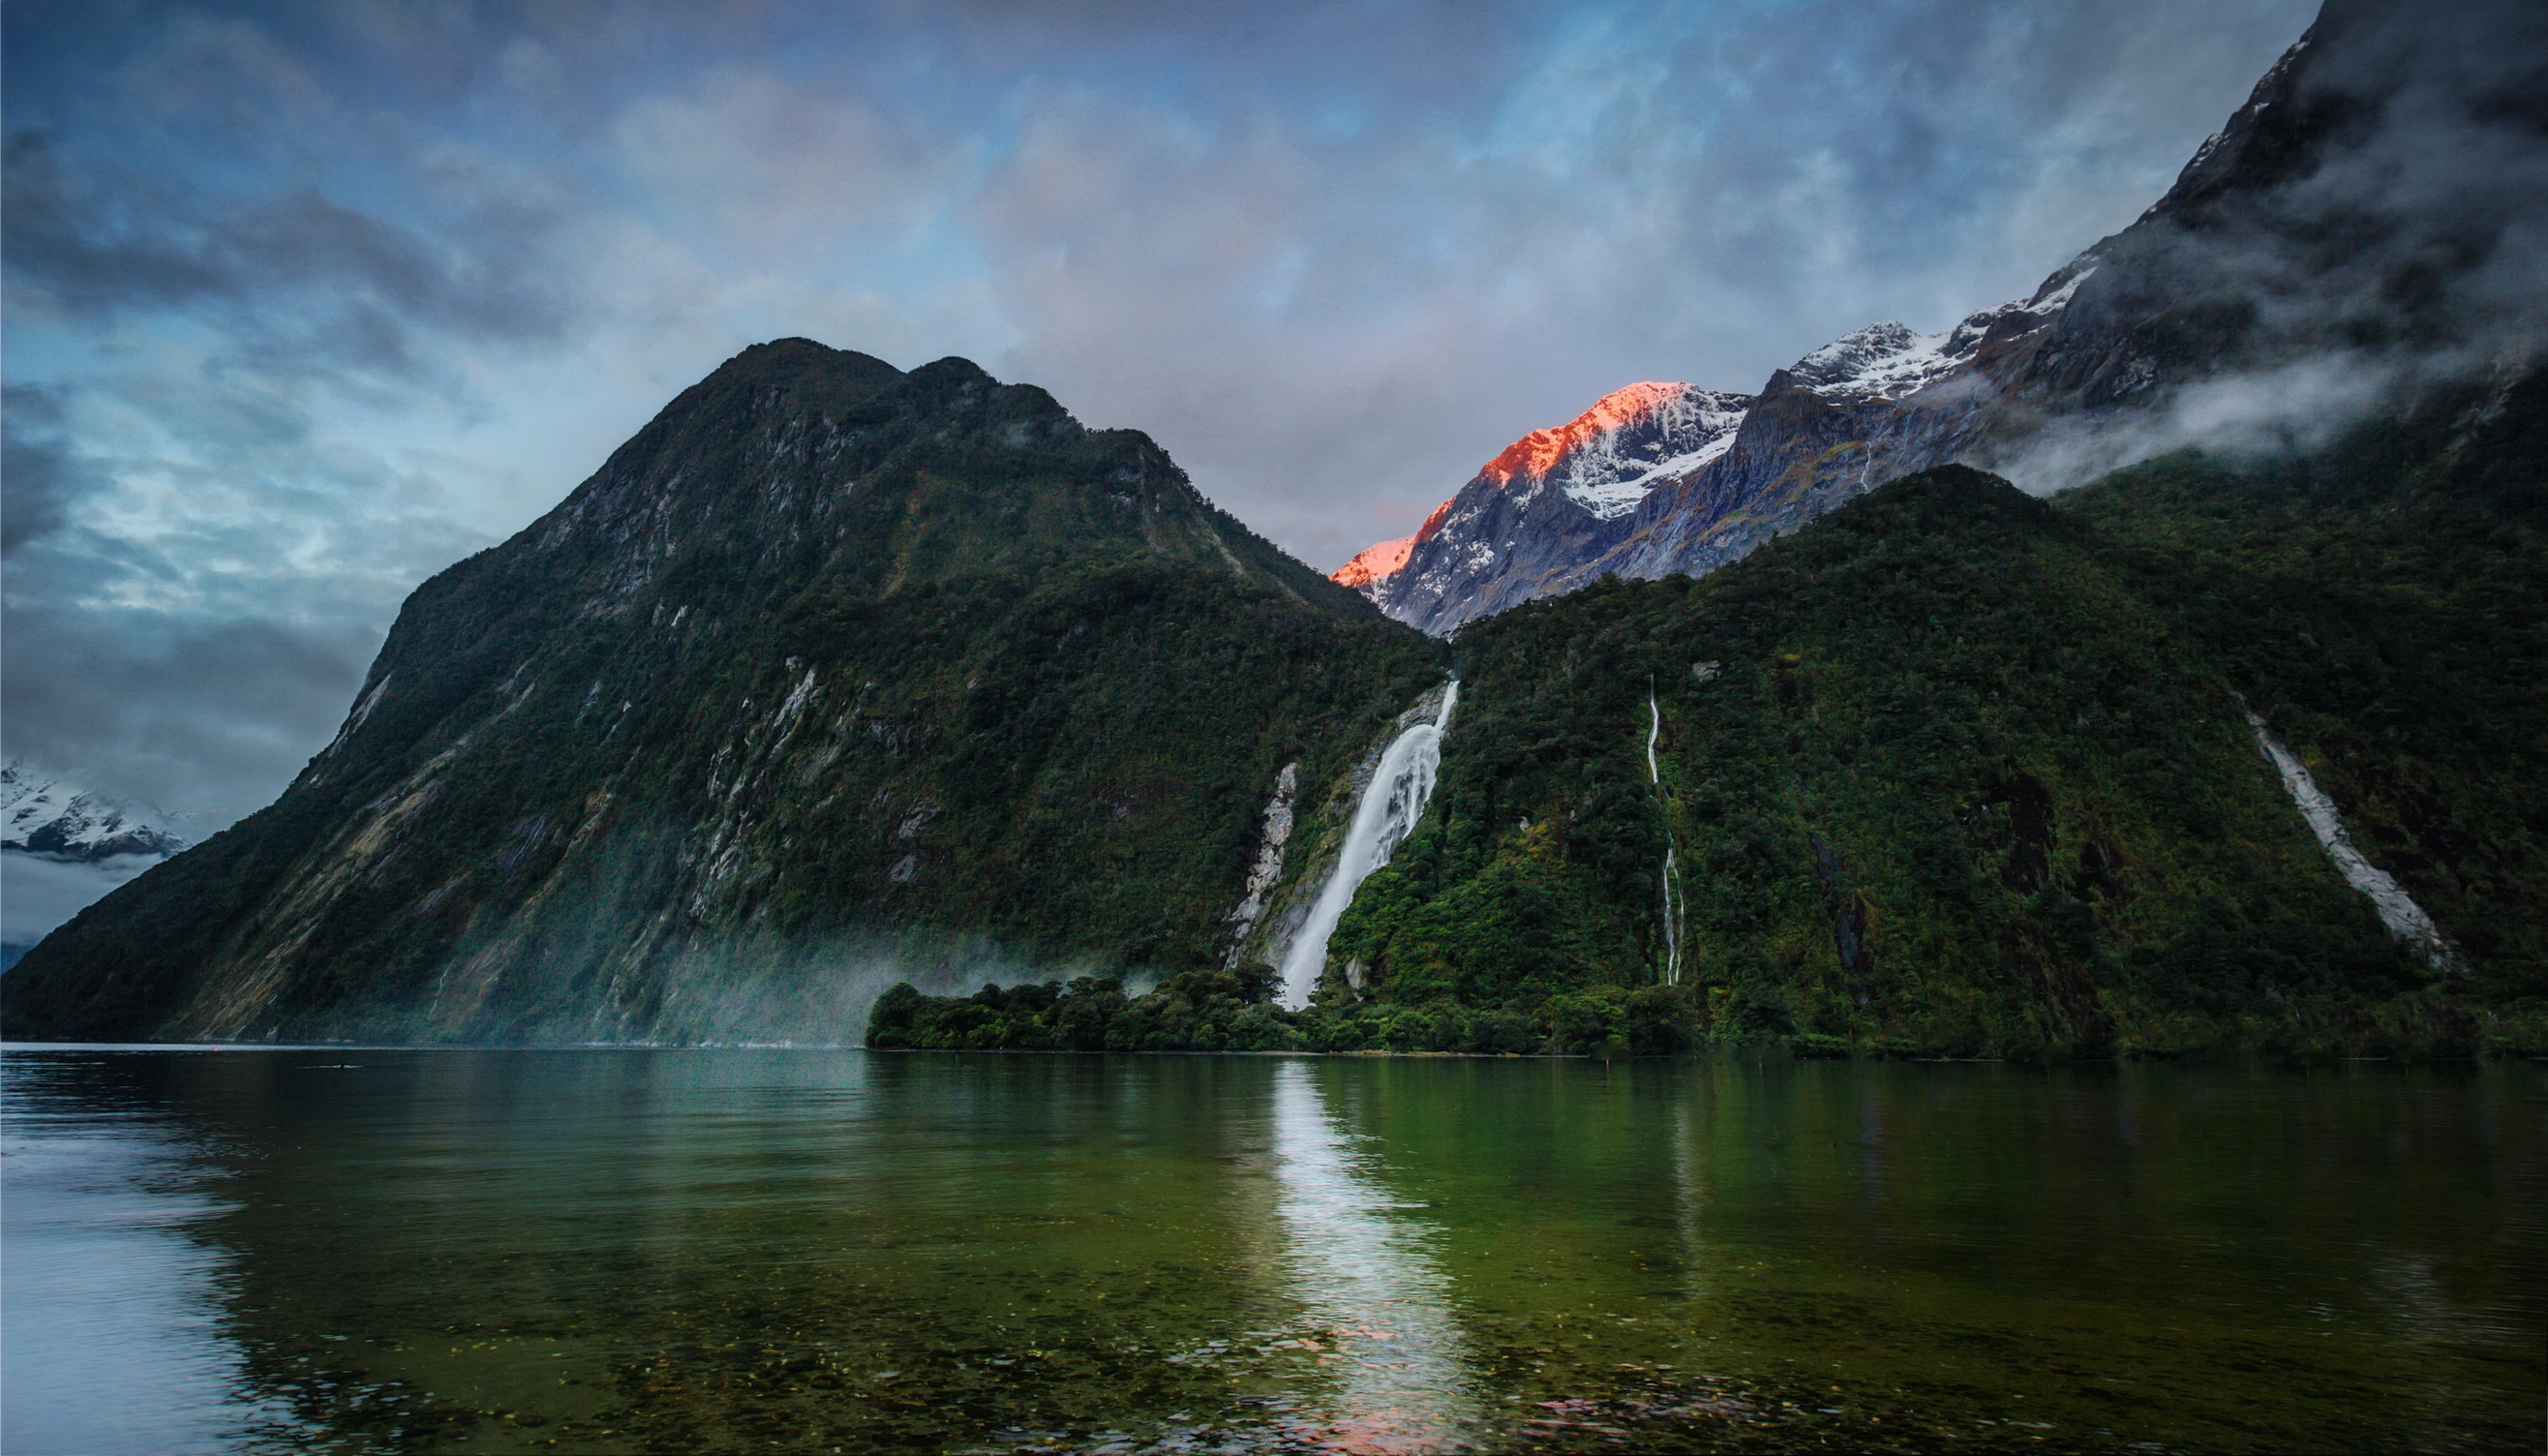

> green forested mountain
[8,345,2542,1056]
[873,367,2546,1060]
[0,341,1442,1043]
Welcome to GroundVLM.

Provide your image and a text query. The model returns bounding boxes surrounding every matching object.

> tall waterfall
[1276,682,1459,1010]
[1648,687,1683,986]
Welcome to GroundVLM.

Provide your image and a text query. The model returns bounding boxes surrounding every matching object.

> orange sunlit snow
[1331,383,1687,590]
[1477,380,1685,483]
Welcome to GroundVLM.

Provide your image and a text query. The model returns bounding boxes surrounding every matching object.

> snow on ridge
[1563,426,1745,518]
[1479,380,1691,485]
[1333,533,1415,590]
[1787,270,2092,405]
[1788,318,1971,401]
[1546,384,1751,520]
[1,760,189,863]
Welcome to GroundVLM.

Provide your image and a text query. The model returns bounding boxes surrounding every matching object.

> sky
[3,0,2319,847]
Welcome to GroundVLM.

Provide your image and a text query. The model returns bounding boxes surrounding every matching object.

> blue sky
[3,0,2316,844]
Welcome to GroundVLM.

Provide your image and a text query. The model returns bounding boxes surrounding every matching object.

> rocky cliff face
[1339,0,2548,629]
[1,341,1441,1042]
[1341,382,1749,634]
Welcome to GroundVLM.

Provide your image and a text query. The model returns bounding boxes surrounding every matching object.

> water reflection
[4,1049,2539,1453]
[1267,1062,1479,1453]
[2,1049,287,1454]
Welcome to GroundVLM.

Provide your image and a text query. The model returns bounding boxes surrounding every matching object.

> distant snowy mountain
[1,762,189,863]
[1340,381,1750,634]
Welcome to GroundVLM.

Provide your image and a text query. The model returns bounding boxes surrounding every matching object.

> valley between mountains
[5,0,2542,1059]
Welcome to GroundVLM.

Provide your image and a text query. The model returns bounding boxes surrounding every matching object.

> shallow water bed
[5,1047,2541,1453]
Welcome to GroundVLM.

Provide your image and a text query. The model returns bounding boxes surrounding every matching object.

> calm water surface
[4,1047,2541,1454]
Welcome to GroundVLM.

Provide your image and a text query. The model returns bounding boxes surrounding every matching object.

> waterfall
[2245,708,2468,974]
[1276,681,1459,1011]
[1648,687,1683,986]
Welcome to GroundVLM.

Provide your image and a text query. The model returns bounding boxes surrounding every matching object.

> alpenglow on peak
[1333,380,1751,634]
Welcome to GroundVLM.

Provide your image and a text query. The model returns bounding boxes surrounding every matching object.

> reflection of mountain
[1269,1061,1479,1452]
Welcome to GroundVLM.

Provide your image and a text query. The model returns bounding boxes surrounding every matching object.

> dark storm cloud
[2,387,88,553]
[2,0,2319,863]
[4,129,577,382]
[0,599,376,822]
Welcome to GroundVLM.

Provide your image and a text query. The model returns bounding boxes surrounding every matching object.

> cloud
[0,850,162,949]
[2,387,90,554]
[0,0,2324,874]
[1985,0,2548,490]
[943,0,2320,563]
[4,130,579,386]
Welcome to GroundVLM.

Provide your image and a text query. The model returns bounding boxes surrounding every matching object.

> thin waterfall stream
[2244,707,2468,973]
[1276,681,1459,1010]
[1648,686,1683,986]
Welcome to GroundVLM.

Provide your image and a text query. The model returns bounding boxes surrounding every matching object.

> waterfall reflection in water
[1268,1062,1480,1453]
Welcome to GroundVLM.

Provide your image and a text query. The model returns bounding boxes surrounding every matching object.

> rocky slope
[1,342,1441,1042]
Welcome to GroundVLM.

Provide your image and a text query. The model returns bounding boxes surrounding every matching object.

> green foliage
[1313,433,2545,1061]
[864,972,1709,1056]
[2,343,1440,1043]
[14,340,2541,1063]
[2061,369,2548,1012]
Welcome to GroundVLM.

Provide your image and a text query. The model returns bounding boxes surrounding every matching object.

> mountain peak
[1330,381,1751,623]
[1480,380,1693,485]
[1,761,188,863]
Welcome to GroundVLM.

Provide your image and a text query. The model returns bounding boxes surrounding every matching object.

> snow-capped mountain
[1576,268,2098,591]
[1339,0,2506,634]
[1,762,188,863]
[1339,381,1750,634]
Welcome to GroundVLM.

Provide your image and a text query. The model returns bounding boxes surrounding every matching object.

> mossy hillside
[873,442,2542,1060]
[2058,366,2548,1001]
[2,342,1441,1042]
[1329,465,2438,1059]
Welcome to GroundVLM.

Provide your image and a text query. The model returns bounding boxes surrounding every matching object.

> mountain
[1,342,1442,1042]
[0,763,189,972]
[865,0,2546,1059]
[1340,0,2548,633]
[1,761,188,862]
[1313,363,2545,1059]
[10,0,2540,1058]
[1341,382,1750,633]
[877,373,2544,1058]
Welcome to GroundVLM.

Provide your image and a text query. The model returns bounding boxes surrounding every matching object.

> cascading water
[1648,687,1683,986]
[1276,681,1459,1010]
[2246,708,2468,974]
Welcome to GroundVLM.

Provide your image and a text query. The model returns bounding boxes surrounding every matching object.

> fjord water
[5,1050,2540,1455]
